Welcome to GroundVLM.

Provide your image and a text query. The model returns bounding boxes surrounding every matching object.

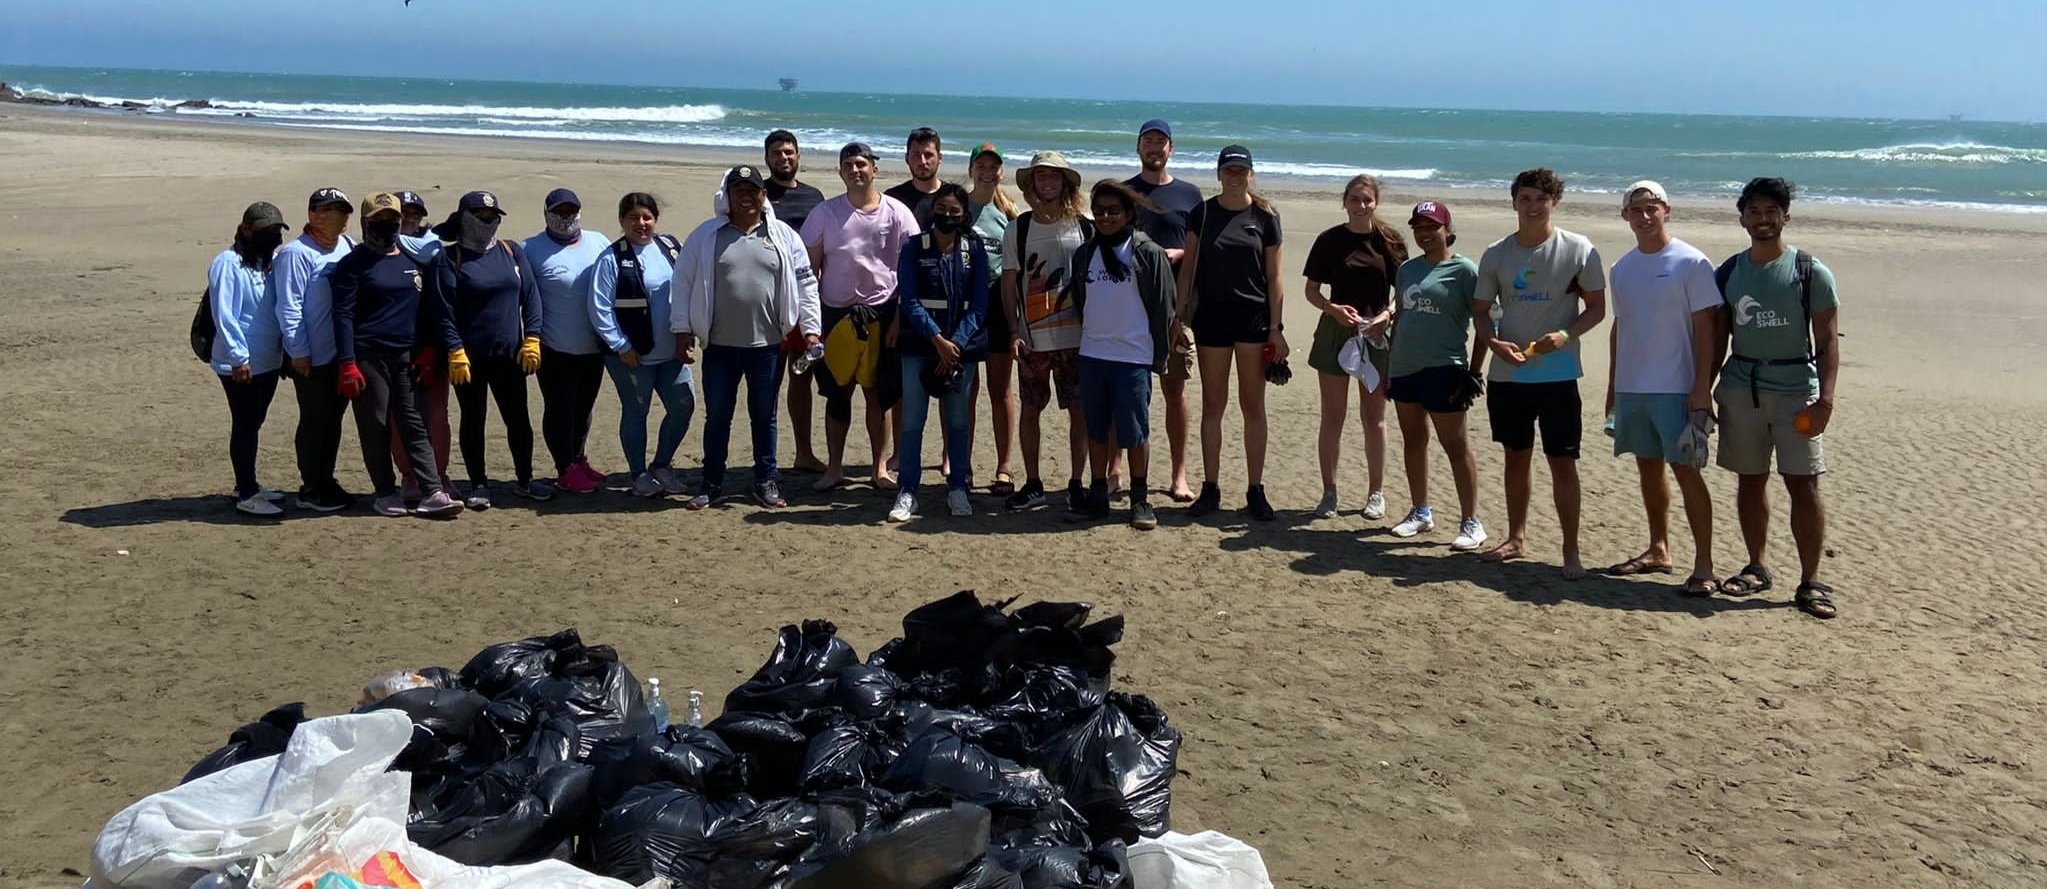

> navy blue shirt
[332,247,435,361]
[1126,175,1203,256]
[434,240,540,357]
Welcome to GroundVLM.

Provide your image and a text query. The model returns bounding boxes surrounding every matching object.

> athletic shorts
[1190,298,1269,348]
[1611,392,1689,463]
[1487,379,1581,458]
[1307,314,1388,381]
[1162,335,1194,383]
[1715,386,1825,476]
[1019,348,1081,412]
[1078,355,1152,448]
[1388,364,1471,414]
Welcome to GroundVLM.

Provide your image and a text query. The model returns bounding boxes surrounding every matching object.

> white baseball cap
[1622,180,1669,209]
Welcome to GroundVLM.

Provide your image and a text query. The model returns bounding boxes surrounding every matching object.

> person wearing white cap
[1603,181,1720,595]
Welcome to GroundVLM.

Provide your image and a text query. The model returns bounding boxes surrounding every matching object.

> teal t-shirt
[1389,254,1479,377]
[968,202,1010,277]
[1720,246,1837,396]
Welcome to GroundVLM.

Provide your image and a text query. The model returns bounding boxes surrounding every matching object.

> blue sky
[6,0,2046,120]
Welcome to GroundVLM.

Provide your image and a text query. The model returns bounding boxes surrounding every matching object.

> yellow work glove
[518,336,542,374]
[448,348,473,386]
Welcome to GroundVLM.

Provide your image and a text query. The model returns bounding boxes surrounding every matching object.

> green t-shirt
[968,201,1010,277]
[1720,246,1838,396]
[1389,254,1479,377]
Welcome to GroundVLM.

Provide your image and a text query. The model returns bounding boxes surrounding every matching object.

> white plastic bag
[1128,830,1274,889]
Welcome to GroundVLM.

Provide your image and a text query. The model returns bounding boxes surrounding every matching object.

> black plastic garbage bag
[1030,693,1181,844]
[589,725,743,806]
[985,667,1106,738]
[1005,614,1124,687]
[880,728,1060,819]
[460,629,581,698]
[925,709,1031,761]
[949,856,1026,889]
[997,841,1131,889]
[408,759,597,866]
[593,782,760,884]
[833,665,910,721]
[181,702,308,784]
[800,717,907,792]
[788,799,991,889]
[496,652,648,748]
[688,797,825,889]
[361,686,507,783]
[724,620,860,717]
[708,710,814,798]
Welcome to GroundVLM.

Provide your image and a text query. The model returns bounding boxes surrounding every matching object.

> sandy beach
[2,106,2045,889]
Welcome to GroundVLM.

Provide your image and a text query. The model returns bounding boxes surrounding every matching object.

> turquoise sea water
[9,65,2047,212]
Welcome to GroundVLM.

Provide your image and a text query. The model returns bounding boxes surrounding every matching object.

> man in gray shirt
[672,165,823,509]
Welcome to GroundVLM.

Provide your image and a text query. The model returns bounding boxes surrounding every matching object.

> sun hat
[1016,150,1082,190]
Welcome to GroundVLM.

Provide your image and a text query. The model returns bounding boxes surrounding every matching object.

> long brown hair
[1344,175,1409,266]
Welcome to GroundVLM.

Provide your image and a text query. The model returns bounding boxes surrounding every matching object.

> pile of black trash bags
[180,592,1181,889]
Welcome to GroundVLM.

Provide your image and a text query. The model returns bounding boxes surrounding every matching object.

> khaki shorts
[1162,335,1194,383]
[1716,387,1826,476]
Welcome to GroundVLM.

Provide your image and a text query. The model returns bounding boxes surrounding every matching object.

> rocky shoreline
[0,81,233,114]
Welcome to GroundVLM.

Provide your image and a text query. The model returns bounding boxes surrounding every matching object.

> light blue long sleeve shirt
[589,240,677,364]
[523,232,609,355]
[208,249,283,376]
[272,232,354,366]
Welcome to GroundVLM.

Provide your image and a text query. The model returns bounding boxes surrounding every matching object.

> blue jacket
[208,249,283,376]
[272,233,355,366]
[895,232,989,361]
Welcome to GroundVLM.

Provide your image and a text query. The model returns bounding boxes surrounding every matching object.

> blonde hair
[1027,174,1089,221]
[991,185,1020,220]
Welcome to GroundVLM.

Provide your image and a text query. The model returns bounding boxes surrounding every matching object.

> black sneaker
[753,480,787,508]
[513,480,556,502]
[1005,478,1047,512]
[1187,482,1221,517]
[1064,479,1087,513]
[320,482,359,510]
[1064,488,1111,524]
[296,487,348,513]
[1130,500,1158,530]
[1245,485,1276,521]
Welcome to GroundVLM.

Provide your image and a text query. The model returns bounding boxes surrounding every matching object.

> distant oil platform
[779,78,799,93]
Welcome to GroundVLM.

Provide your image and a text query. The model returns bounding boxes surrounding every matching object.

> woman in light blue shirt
[589,192,696,496]
[209,202,292,516]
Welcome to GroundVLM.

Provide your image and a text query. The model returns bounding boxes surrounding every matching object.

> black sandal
[1721,564,1773,597]
[1795,581,1839,619]
[1681,576,1721,598]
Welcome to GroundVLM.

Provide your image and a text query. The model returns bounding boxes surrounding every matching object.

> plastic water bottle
[646,677,670,732]
[791,342,825,375]
[685,689,705,728]
[1602,412,1618,438]
[188,865,247,889]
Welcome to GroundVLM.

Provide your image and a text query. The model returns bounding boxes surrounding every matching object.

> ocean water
[9,65,2047,213]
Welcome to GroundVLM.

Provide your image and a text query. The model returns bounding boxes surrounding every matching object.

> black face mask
[249,228,285,257]
[363,219,402,252]
[931,214,966,235]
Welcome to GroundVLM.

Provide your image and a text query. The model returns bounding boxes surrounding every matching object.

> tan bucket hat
[1016,150,1082,190]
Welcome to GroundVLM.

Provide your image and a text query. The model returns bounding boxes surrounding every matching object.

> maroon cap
[1409,200,1453,230]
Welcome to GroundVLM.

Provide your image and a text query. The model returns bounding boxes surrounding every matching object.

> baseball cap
[839,142,878,163]
[1139,118,1173,140]
[395,191,427,213]
[242,201,289,231]
[360,192,404,220]
[1216,145,1254,171]
[308,187,352,212]
[724,165,766,190]
[1622,180,1670,209]
[1409,201,1454,229]
[969,142,1003,165]
[544,188,582,211]
[458,191,503,214]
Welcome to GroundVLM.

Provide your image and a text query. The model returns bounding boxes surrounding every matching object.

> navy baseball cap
[1217,145,1254,171]
[724,165,766,190]
[308,187,352,211]
[1139,118,1172,140]
[458,191,503,214]
[395,191,427,213]
[544,188,581,211]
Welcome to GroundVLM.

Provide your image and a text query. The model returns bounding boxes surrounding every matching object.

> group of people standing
[203,119,1843,618]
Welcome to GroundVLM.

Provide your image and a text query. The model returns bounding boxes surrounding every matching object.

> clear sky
[6,0,2046,121]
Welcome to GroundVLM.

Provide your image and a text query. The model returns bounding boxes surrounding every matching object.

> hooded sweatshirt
[209,249,283,376]
[671,182,821,346]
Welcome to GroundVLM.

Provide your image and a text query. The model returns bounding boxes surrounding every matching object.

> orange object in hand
[1794,412,1815,436]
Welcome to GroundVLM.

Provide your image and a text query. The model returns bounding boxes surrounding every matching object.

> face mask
[363,219,401,252]
[545,211,581,244]
[249,228,285,258]
[459,213,501,252]
[931,214,966,235]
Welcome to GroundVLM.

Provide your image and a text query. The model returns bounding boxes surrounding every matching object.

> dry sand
[2,107,2045,888]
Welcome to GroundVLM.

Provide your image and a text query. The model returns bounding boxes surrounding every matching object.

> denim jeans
[698,344,783,493]
[899,355,977,493]
[604,355,695,477]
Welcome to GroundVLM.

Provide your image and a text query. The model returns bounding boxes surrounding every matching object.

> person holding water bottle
[1303,174,1406,521]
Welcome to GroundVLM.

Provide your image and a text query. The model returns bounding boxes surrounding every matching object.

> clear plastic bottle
[646,677,671,732]
[791,341,826,375]
[189,865,247,889]
[685,689,705,728]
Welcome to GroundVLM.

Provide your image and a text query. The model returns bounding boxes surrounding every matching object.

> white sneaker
[462,484,492,510]
[1390,507,1434,538]
[632,471,664,497]
[235,493,284,516]
[414,490,465,518]
[1363,491,1387,520]
[946,489,972,517]
[1451,517,1488,551]
[256,488,287,503]
[1312,490,1339,519]
[652,467,687,495]
[887,491,917,523]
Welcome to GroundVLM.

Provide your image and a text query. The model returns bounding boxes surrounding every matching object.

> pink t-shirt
[800,194,918,308]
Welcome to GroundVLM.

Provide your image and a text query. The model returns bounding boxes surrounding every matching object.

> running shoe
[1451,517,1488,552]
[1390,506,1434,538]
[296,488,348,513]
[1312,490,1340,519]
[888,490,917,523]
[754,481,787,508]
[555,467,597,494]
[1187,481,1221,517]
[1130,501,1158,531]
[414,490,465,518]
[373,494,410,517]
[946,488,973,517]
[1065,479,1087,513]
[1363,491,1387,520]
[686,491,713,510]
[652,467,686,495]
[1245,485,1276,521]
[462,482,493,511]
[235,493,284,517]
[513,480,555,502]
[632,472,664,498]
[1005,479,1047,512]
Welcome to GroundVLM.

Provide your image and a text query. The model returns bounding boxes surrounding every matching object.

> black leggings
[219,371,280,498]
[352,348,442,496]
[537,348,605,474]
[453,354,535,485]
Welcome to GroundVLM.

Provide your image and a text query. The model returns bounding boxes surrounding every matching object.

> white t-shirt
[1609,238,1721,394]
[1078,239,1153,365]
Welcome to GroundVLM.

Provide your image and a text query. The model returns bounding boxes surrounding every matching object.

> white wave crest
[1785,143,2047,165]
[197,99,729,124]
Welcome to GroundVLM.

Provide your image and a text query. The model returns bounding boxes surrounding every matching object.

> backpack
[1715,249,1817,359]
[190,289,214,361]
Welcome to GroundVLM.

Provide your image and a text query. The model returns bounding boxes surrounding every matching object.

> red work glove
[413,347,438,383]
[337,361,366,399]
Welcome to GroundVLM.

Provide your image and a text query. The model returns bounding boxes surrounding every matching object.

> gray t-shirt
[709,223,784,348]
[1475,228,1605,383]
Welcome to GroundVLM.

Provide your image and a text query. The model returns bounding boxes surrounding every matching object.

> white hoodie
[670,181,821,342]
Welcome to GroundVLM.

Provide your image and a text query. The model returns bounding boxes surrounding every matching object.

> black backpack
[1715,249,1817,359]
[189,289,214,362]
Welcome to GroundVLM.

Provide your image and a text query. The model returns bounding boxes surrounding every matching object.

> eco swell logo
[1733,294,1791,329]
